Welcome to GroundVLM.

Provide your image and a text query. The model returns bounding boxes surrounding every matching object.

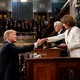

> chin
[65,27,68,29]
[13,40,16,43]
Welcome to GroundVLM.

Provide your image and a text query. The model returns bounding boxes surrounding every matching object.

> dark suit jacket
[0,41,34,80]
[54,28,68,57]
[47,28,67,57]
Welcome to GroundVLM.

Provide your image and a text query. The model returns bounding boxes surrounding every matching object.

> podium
[24,57,80,80]
[24,48,72,80]
[31,48,61,58]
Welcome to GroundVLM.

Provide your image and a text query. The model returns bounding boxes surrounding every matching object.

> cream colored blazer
[47,26,80,57]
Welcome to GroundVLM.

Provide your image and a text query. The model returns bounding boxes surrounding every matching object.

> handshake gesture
[36,38,48,47]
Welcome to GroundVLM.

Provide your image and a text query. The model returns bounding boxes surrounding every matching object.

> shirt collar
[57,29,63,35]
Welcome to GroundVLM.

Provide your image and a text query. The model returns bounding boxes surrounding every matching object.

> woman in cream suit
[44,14,80,57]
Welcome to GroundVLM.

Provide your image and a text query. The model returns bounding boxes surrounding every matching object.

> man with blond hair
[0,29,44,80]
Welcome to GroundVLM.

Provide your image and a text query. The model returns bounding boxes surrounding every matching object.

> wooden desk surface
[31,48,61,58]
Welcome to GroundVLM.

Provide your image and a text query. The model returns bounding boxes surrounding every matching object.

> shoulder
[71,26,80,34]
[72,26,80,30]
[1,41,12,48]
[61,28,66,33]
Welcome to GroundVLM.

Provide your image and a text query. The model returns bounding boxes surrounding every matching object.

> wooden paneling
[24,58,80,80]
[34,63,54,80]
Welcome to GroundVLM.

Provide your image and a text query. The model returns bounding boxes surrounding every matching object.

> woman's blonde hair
[3,29,16,40]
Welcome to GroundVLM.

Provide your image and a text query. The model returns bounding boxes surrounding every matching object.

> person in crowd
[0,29,44,80]
[42,14,80,57]
[51,21,65,46]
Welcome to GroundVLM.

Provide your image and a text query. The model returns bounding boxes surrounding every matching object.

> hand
[36,39,43,46]
[43,46,47,49]
[59,43,67,48]
[41,38,48,42]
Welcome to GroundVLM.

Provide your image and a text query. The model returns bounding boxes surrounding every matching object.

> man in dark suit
[43,21,67,57]
[0,29,44,80]
[53,21,65,46]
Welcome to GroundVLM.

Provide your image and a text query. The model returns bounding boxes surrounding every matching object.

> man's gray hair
[54,21,63,27]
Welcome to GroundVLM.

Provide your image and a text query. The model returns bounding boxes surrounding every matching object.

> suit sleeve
[10,43,34,53]
[47,32,65,42]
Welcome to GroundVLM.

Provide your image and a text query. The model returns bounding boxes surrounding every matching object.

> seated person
[44,21,68,57]
[53,21,65,47]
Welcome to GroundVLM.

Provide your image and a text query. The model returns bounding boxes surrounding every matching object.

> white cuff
[34,42,37,49]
